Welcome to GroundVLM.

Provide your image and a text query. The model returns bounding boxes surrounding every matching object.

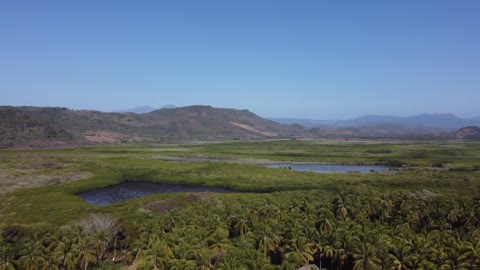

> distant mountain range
[118,105,177,114]
[271,113,480,129]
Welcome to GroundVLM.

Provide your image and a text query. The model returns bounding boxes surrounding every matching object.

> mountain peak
[119,105,177,114]
[119,106,156,114]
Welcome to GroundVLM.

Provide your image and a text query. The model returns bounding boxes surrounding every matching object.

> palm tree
[282,251,305,269]
[76,238,97,270]
[332,195,349,220]
[257,235,277,255]
[195,248,214,270]
[233,219,251,236]
[56,240,77,270]
[336,205,349,220]
[440,242,471,270]
[145,239,173,270]
[40,255,59,270]
[334,234,351,270]
[352,242,379,270]
[245,251,272,270]
[377,248,394,270]
[139,220,160,248]
[320,226,339,263]
[316,215,334,234]
[388,239,411,270]
[207,227,231,259]
[169,258,197,270]
[0,241,15,270]
[173,241,197,261]
[249,210,260,226]
[131,237,149,264]
[218,256,246,270]
[407,234,431,269]
[93,229,109,262]
[286,237,316,265]
[447,209,460,230]
[465,238,480,265]
[378,199,392,223]
[18,241,45,270]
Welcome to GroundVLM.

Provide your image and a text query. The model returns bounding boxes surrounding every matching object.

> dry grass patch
[0,154,92,193]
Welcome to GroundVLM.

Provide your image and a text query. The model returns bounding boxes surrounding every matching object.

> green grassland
[1,140,480,269]
[1,140,480,227]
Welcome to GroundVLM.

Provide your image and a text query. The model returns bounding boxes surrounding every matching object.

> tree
[465,238,480,265]
[144,239,173,270]
[283,237,315,266]
[218,256,246,270]
[79,214,120,262]
[440,241,471,270]
[0,239,15,270]
[207,227,231,261]
[353,242,379,270]
[18,241,45,270]
[258,235,277,255]
[233,219,251,236]
[76,238,97,270]
[245,251,272,270]
[388,239,411,270]
[55,239,77,270]
[447,209,460,230]
[195,248,214,270]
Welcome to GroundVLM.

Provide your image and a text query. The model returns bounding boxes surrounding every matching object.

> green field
[1,140,480,269]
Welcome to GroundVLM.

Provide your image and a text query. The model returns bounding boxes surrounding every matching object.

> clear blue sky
[1,1,479,119]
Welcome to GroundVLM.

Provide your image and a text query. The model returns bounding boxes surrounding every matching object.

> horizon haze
[1,1,479,119]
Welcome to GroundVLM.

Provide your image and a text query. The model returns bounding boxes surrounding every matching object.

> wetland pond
[161,157,390,173]
[265,164,390,173]
[77,182,237,206]
[78,164,390,206]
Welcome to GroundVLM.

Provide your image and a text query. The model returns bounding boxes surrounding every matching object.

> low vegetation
[0,140,479,269]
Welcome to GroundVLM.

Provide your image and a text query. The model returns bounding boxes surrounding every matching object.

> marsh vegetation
[1,140,480,269]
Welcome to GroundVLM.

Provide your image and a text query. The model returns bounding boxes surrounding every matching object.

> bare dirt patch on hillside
[84,131,153,143]
[229,121,277,137]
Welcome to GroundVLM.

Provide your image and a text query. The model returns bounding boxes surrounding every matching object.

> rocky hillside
[455,126,480,140]
[0,106,300,147]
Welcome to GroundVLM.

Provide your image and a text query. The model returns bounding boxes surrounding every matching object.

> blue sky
[1,1,479,119]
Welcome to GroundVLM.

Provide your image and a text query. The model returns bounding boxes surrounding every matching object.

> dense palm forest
[1,190,479,270]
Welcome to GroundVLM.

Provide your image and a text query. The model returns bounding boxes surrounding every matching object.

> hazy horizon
[1,1,479,119]
[1,103,479,121]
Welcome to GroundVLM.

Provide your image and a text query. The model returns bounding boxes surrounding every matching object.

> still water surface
[77,182,237,206]
[265,164,390,173]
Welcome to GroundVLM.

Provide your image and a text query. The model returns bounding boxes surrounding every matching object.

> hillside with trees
[0,106,301,147]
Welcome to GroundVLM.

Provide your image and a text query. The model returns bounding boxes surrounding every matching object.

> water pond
[264,164,390,174]
[77,182,237,206]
